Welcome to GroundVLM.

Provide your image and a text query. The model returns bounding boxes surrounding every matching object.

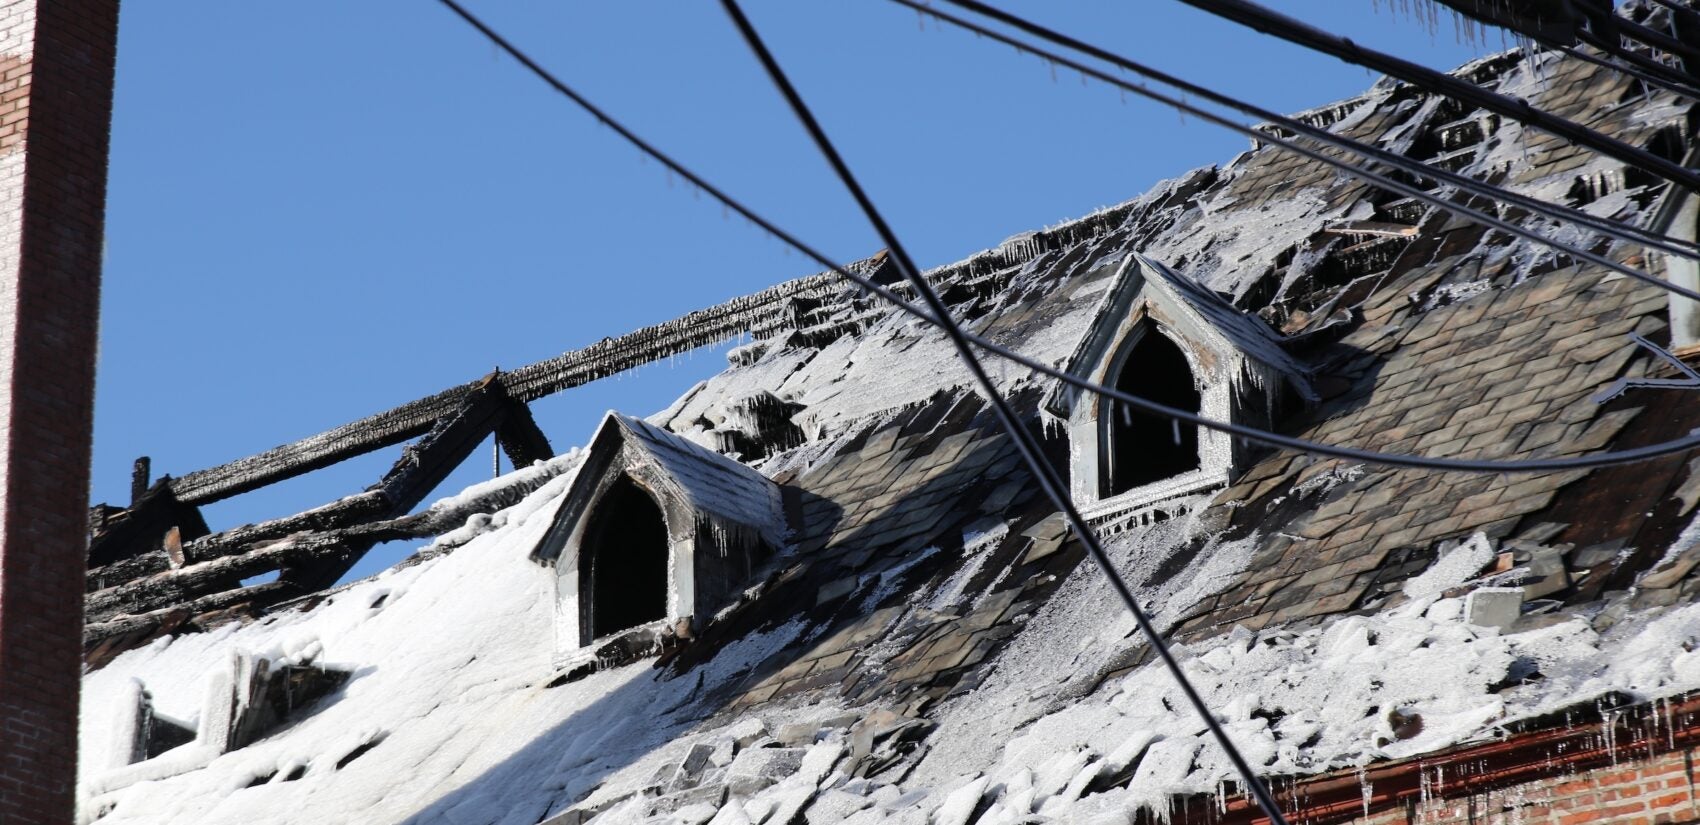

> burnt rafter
[164,272,843,507]
[83,377,546,651]
[278,376,518,591]
[87,480,210,568]
[495,399,553,470]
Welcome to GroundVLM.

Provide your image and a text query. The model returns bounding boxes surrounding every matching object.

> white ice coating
[76,435,1700,825]
[77,37,1700,825]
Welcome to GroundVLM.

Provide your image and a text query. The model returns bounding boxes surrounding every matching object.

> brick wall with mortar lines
[1356,748,1700,825]
[0,1,120,823]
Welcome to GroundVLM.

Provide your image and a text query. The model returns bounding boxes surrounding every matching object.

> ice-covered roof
[76,21,1700,825]
[1041,252,1314,418]
[531,411,787,563]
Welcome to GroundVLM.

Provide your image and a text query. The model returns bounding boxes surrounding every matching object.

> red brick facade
[1356,749,1700,825]
[0,1,119,822]
[1178,693,1700,825]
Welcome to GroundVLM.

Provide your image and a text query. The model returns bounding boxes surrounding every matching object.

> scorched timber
[166,273,841,507]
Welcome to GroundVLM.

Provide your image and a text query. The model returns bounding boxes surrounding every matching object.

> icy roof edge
[1042,253,1314,419]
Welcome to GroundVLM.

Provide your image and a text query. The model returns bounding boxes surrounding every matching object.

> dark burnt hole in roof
[145,713,194,760]
[1104,327,1202,496]
[334,734,385,771]
[582,477,669,641]
[1405,98,1474,162]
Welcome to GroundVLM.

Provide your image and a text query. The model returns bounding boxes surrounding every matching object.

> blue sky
[95,1,1499,580]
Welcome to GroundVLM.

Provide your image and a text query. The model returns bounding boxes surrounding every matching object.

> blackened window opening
[582,477,669,639]
[1104,328,1202,496]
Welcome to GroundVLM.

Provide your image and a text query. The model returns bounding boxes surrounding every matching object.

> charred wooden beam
[86,481,210,568]
[495,400,553,469]
[168,381,479,506]
[83,582,294,669]
[130,456,150,505]
[280,378,513,591]
[166,272,843,507]
[1426,0,1598,45]
[85,491,390,593]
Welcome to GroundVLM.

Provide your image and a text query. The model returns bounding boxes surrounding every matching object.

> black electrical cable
[1576,27,1700,93]
[1171,0,1700,195]
[1616,15,1700,67]
[715,2,1295,822]
[890,0,1700,304]
[431,0,1700,482]
[925,0,1700,261]
[1559,41,1700,102]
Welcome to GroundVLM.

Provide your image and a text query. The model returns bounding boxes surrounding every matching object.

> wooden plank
[279,381,512,591]
[168,382,477,505]
[85,493,388,593]
[166,273,842,507]
[496,400,553,469]
[86,482,210,567]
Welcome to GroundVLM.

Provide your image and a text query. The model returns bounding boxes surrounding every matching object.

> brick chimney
[0,2,120,822]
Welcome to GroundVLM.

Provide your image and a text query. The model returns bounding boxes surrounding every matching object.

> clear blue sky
[94,1,1499,580]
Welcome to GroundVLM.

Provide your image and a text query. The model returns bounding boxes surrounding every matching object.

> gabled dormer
[1043,254,1312,520]
[530,412,787,663]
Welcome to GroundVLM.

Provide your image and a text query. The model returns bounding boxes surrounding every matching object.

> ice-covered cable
[893,0,1700,303]
[432,0,1700,480]
[717,2,1295,821]
[1171,0,1700,195]
[919,0,1700,261]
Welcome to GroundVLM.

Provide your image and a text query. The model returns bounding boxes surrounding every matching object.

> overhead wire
[1168,0,1700,195]
[713,2,1293,821]
[421,0,1700,810]
[922,0,1700,261]
[1614,14,1700,67]
[1574,27,1700,95]
[1557,40,1700,102]
[428,0,1700,482]
[890,0,1700,304]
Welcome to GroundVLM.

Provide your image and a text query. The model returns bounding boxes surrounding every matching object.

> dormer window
[579,475,669,639]
[1045,254,1312,522]
[1103,322,1202,496]
[530,413,787,667]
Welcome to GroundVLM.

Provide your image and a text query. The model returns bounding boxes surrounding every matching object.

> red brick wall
[0,1,120,822]
[1355,749,1700,825]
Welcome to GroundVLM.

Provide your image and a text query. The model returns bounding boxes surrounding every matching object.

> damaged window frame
[530,413,787,672]
[1044,254,1312,523]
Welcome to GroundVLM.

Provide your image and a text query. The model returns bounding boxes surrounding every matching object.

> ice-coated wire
[716,2,1294,821]
[893,0,1700,304]
[431,0,1700,482]
[1559,41,1700,102]
[921,0,1700,261]
[1170,0,1700,195]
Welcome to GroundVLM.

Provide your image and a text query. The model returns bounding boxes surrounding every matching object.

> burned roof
[1041,252,1314,419]
[530,411,787,565]
[76,16,1700,825]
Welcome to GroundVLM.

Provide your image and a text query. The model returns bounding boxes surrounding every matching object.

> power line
[1170,0,1700,195]
[923,0,1700,262]
[1614,14,1700,67]
[714,2,1293,822]
[892,0,1700,304]
[1558,40,1700,102]
[430,0,1700,482]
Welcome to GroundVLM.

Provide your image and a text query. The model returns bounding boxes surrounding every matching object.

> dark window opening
[1103,327,1201,496]
[582,477,669,639]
